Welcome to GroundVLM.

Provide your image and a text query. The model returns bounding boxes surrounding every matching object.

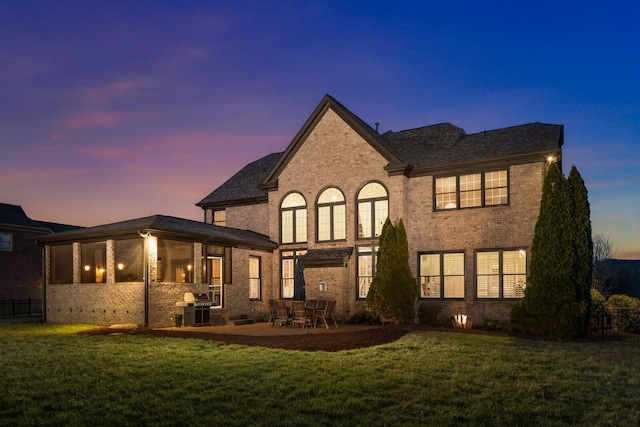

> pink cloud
[62,111,134,129]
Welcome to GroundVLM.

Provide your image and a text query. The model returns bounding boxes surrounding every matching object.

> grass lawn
[1,323,639,426]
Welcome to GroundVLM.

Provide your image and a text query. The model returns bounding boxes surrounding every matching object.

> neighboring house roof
[198,95,564,207]
[35,214,277,251]
[196,152,283,209]
[0,203,81,233]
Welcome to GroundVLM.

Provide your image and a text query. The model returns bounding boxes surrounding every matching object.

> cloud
[62,111,135,129]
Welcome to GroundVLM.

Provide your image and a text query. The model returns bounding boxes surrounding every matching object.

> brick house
[37,95,562,328]
[0,203,80,301]
[198,95,563,326]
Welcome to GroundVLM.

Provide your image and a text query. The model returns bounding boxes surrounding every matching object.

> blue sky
[1,1,639,258]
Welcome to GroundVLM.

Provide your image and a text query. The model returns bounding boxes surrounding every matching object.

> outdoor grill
[182,292,211,326]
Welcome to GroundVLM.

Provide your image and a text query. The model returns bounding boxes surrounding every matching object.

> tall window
[317,187,346,242]
[50,244,73,284]
[281,250,305,299]
[281,192,307,244]
[435,170,508,210]
[213,210,226,226]
[357,182,388,239]
[476,249,527,299]
[419,252,465,298]
[249,256,261,300]
[357,245,378,298]
[81,242,107,283]
[207,256,223,307]
[0,232,12,251]
[157,239,194,283]
[115,239,144,282]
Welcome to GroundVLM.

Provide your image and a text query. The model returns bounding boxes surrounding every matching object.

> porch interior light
[84,265,91,271]
[117,263,124,270]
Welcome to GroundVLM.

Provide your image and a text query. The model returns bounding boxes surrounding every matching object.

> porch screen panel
[81,242,107,283]
[50,244,73,284]
[115,239,143,282]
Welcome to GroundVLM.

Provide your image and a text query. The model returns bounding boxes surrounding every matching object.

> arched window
[280,192,307,244]
[317,187,346,242]
[357,182,388,239]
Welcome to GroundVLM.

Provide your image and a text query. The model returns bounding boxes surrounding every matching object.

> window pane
[443,253,464,298]
[115,239,143,282]
[460,174,481,208]
[213,210,226,226]
[476,251,499,298]
[249,257,260,299]
[318,187,344,203]
[333,204,346,240]
[295,209,307,242]
[358,202,372,238]
[374,200,388,237]
[477,275,500,298]
[436,176,457,209]
[318,205,330,241]
[81,242,107,283]
[281,210,293,243]
[476,252,499,274]
[485,170,508,205]
[503,250,526,298]
[282,192,305,208]
[358,254,373,298]
[157,239,194,283]
[282,258,294,298]
[0,232,12,251]
[208,257,223,307]
[419,254,440,298]
[51,244,73,284]
[358,182,386,199]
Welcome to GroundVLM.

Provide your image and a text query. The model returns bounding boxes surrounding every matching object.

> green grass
[1,324,639,426]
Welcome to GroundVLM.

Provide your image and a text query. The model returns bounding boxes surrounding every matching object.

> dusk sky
[1,1,639,259]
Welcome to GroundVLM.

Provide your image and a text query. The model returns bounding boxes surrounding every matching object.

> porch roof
[35,215,277,251]
[303,247,353,267]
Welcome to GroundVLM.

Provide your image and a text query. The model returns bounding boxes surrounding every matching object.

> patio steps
[228,314,254,326]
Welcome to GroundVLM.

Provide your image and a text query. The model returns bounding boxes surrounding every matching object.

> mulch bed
[78,324,515,352]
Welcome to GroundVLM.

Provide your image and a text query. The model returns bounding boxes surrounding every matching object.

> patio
[157,321,379,336]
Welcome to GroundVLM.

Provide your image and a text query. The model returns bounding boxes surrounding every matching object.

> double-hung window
[435,169,508,210]
[476,249,527,299]
[317,187,346,242]
[281,192,307,244]
[249,256,261,300]
[419,252,465,298]
[357,182,388,239]
[357,245,378,298]
[0,232,12,252]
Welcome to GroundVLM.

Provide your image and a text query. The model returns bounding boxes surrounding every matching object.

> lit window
[114,239,143,282]
[81,242,107,283]
[213,210,226,226]
[281,250,305,299]
[249,256,261,300]
[317,187,346,242]
[0,232,12,251]
[435,170,508,211]
[420,252,465,298]
[476,249,526,299]
[357,245,378,298]
[357,182,388,239]
[281,192,307,244]
[157,239,194,283]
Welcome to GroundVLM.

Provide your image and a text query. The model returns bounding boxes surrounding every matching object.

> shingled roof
[197,95,564,207]
[35,215,277,251]
[0,203,81,233]
[197,152,283,208]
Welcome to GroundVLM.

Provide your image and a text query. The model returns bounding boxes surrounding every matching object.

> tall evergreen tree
[367,218,417,322]
[568,165,593,337]
[512,162,577,338]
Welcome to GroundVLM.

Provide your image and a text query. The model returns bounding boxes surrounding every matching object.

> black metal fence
[0,298,43,319]
[590,306,640,342]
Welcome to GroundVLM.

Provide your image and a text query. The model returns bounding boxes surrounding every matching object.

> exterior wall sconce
[546,154,558,164]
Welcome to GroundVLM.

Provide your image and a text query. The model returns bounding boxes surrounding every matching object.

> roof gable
[0,202,81,233]
[260,95,406,190]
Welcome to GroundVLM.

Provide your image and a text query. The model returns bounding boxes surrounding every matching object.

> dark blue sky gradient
[1,1,638,258]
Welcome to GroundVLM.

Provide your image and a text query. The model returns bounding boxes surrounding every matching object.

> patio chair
[268,299,277,326]
[291,300,312,328]
[315,300,338,329]
[273,300,291,327]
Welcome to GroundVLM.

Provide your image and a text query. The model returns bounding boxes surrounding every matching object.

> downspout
[140,231,150,327]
